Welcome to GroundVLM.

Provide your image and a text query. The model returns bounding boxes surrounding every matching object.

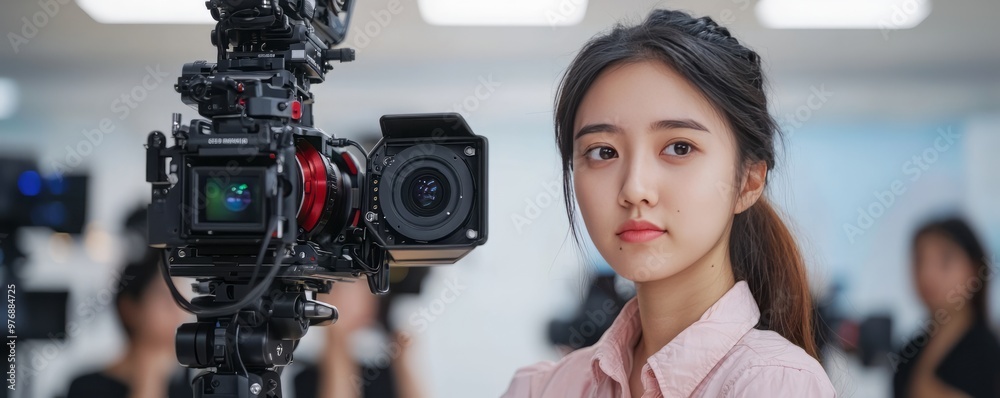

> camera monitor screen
[191,168,267,231]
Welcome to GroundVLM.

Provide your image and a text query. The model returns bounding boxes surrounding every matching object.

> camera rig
[144,1,488,397]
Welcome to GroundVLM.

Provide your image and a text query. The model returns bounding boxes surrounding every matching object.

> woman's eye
[664,142,693,156]
[585,146,617,161]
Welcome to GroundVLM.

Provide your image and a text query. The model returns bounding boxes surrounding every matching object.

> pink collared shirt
[502,281,836,397]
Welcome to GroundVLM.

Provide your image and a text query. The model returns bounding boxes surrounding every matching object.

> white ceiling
[1,0,999,135]
[2,1,998,74]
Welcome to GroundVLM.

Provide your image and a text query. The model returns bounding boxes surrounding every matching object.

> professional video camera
[0,158,88,238]
[144,1,488,397]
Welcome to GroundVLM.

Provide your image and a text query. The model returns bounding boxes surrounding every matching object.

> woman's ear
[734,161,767,214]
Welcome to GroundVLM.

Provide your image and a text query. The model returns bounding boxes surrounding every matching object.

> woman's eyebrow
[574,123,622,139]
[651,118,709,133]
[575,119,710,140]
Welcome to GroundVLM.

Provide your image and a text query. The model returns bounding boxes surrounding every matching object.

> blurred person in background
[546,249,633,356]
[892,217,1000,398]
[503,9,834,397]
[294,269,427,398]
[65,208,192,398]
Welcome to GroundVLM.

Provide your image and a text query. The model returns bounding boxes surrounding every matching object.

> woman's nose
[617,156,658,209]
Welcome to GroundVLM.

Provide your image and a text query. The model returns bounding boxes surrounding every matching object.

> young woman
[892,217,1000,398]
[503,9,835,397]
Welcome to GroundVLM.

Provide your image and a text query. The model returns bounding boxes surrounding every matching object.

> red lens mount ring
[295,141,329,233]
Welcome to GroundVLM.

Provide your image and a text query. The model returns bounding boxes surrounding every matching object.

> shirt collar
[590,280,761,396]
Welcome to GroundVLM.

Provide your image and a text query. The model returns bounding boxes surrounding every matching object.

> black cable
[328,0,355,44]
[158,217,286,318]
[350,246,378,273]
[330,138,368,166]
[246,217,279,287]
[346,140,366,161]
[160,246,283,318]
[215,18,227,62]
[232,322,249,378]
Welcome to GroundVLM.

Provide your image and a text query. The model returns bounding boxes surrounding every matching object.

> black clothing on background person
[65,369,193,398]
[294,361,398,398]
[892,317,1000,398]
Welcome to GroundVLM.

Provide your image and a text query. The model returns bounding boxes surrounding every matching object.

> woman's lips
[617,229,665,243]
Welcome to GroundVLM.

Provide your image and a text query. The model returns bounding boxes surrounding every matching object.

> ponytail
[731,197,817,359]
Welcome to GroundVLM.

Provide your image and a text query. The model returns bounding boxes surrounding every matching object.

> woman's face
[913,232,978,311]
[572,61,755,282]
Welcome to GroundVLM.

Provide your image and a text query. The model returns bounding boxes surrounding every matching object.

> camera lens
[412,175,440,208]
[402,169,450,217]
[380,144,474,241]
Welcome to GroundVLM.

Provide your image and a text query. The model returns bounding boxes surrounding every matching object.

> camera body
[146,112,488,269]
[146,0,488,283]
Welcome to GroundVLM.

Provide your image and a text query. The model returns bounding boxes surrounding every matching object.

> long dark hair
[554,9,817,358]
[912,217,991,320]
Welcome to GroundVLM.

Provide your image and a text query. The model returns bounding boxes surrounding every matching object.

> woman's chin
[609,261,684,283]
